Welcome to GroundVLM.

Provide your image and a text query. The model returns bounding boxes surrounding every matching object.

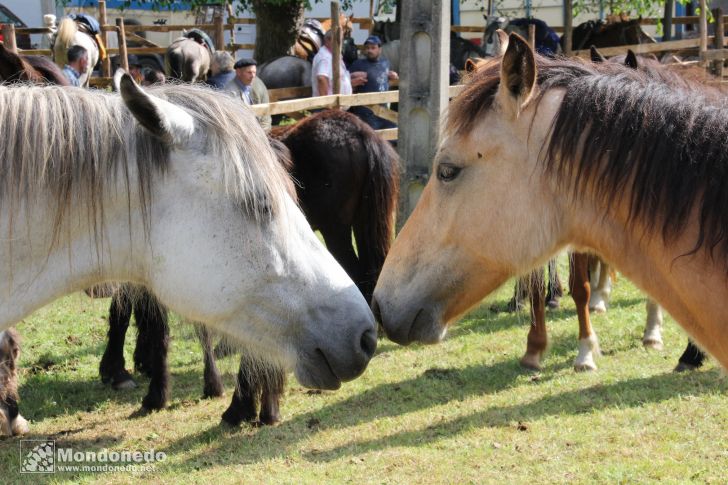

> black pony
[101,110,399,423]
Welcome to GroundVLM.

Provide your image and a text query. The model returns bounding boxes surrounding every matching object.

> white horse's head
[112,72,377,389]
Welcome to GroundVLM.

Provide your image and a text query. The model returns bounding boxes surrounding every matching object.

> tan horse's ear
[496,33,536,118]
[494,29,509,56]
[465,58,478,73]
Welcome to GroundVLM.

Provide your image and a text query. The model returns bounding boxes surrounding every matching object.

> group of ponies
[3,27,728,439]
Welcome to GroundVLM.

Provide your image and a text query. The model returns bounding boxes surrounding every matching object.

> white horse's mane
[0,83,289,250]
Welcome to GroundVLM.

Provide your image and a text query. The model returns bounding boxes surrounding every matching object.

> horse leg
[195,324,225,398]
[589,256,611,313]
[545,257,563,309]
[134,290,170,410]
[675,339,708,372]
[99,288,137,390]
[572,252,600,371]
[642,299,664,350]
[520,267,547,370]
[258,361,286,426]
[508,276,529,312]
[221,354,261,426]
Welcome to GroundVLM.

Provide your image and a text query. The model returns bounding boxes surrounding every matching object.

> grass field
[1,260,726,484]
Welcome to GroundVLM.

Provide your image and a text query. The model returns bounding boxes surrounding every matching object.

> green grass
[1,258,727,484]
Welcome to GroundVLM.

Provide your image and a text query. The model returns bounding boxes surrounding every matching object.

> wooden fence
[2,2,726,141]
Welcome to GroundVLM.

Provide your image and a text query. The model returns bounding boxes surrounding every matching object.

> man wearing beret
[348,35,398,130]
[225,58,272,132]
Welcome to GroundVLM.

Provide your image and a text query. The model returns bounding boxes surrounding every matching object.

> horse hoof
[546,299,560,310]
[590,301,607,314]
[674,362,699,373]
[141,393,167,411]
[519,354,542,370]
[203,383,225,399]
[573,360,597,372]
[642,339,664,351]
[507,299,525,313]
[12,416,30,436]
[221,408,255,427]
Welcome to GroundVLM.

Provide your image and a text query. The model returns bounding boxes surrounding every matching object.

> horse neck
[564,175,728,369]
[0,155,149,330]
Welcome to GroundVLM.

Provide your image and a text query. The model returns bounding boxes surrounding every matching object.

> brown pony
[0,329,27,436]
[374,33,728,372]
[0,43,69,85]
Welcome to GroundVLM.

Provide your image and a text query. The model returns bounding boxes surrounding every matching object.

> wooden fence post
[2,23,17,54]
[699,0,708,66]
[397,0,450,226]
[116,18,129,72]
[99,0,111,77]
[213,13,224,51]
[713,8,724,78]
[331,1,341,96]
[528,24,536,48]
[564,0,573,56]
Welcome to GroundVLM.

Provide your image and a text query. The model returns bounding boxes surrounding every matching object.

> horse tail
[353,129,400,302]
[53,18,77,66]
[165,49,183,80]
[183,58,199,83]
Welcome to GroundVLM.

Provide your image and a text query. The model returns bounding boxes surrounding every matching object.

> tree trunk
[252,0,305,64]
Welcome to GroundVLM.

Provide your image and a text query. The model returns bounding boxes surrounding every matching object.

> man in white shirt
[312,29,365,96]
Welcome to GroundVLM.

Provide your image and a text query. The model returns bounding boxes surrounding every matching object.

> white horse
[0,73,376,436]
[52,17,99,87]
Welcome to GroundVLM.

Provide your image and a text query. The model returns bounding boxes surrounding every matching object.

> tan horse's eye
[437,163,462,182]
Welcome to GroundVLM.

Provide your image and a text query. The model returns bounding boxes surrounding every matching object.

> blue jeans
[349,106,397,130]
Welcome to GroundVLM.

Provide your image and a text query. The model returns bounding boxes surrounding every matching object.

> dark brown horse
[0,43,69,85]
[103,109,399,424]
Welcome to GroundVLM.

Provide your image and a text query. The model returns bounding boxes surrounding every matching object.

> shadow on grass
[146,360,725,471]
[17,364,237,422]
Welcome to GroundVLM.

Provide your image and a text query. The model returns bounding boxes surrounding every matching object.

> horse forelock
[448,53,728,266]
[0,83,289,253]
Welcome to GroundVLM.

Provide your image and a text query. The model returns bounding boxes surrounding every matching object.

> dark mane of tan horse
[449,53,728,267]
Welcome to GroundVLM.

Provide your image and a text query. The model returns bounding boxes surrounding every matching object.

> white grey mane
[0,83,288,250]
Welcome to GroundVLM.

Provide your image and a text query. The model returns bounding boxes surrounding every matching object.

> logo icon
[20,440,55,473]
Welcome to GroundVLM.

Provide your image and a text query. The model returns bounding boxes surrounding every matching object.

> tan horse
[373,33,728,371]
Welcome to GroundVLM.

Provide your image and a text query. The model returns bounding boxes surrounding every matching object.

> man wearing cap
[225,58,272,132]
[348,35,399,130]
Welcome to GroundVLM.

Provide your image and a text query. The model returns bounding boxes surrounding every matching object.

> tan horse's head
[373,34,567,345]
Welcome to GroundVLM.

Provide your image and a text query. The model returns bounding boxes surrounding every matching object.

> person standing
[312,29,365,97]
[348,35,399,130]
[62,45,88,87]
[207,51,236,89]
[225,58,272,132]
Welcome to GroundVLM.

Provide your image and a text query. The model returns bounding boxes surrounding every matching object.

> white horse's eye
[437,163,462,182]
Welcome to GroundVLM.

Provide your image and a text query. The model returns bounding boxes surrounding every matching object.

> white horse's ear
[114,69,195,145]
[494,29,509,56]
[496,33,536,118]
